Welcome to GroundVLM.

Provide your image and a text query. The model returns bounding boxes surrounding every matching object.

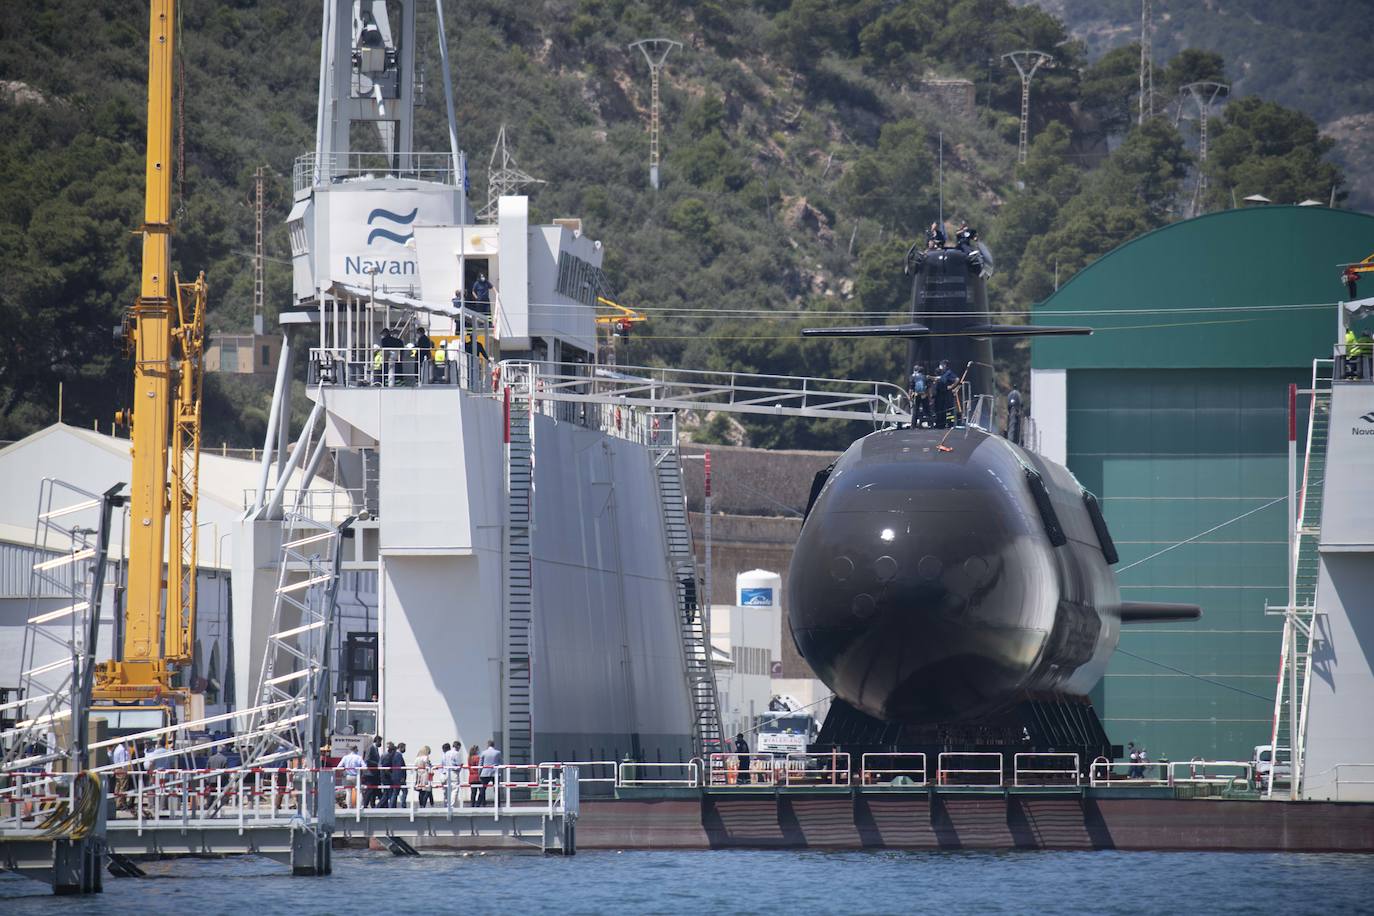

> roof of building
[1031,206,1374,370]
[0,423,340,568]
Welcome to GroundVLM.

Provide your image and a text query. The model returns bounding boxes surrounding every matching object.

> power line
[1115,648,1273,704]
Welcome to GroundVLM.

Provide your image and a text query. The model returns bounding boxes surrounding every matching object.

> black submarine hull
[787,425,1121,726]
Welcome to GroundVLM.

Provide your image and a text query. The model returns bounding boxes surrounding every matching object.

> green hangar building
[1029,204,1374,763]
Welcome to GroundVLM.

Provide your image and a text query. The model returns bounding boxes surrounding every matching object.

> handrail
[937,752,1003,787]
[1013,752,1080,787]
[1169,759,1253,789]
[861,752,928,786]
[618,761,700,788]
[1088,760,1170,786]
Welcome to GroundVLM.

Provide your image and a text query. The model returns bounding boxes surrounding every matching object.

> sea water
[2,848,1371,914]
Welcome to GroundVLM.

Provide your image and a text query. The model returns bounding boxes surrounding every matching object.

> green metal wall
[1033,206,1374,370]
[1070,369,1306,762]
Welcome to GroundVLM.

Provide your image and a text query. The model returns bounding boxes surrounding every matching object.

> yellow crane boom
[94,0,206,713]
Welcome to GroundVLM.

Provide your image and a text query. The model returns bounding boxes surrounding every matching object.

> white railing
[937,752,1003,787]
[1169,760,1253,790]
[617,761,700,788]
[861,753,928,786]
[1088,759,1171,786]
[1303,763,1374,801]
[331,764,572,821]
[1013,753,1080,787]
[538,760,618,789]
[783,752,850,787]
[293,151,463,192]
[706,752,775,787]
[308,346,492,393]
[525,361,912,424]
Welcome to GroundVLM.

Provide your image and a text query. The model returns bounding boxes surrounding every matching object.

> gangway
[524,361,911,424]
[1265,359,1333,798]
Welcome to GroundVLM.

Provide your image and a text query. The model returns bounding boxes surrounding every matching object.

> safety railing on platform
[618,761,700,788]
[1335,342,1374,382]
[1169,760,1253,790]
[293,151,464,192]
[706,752,778,787]
[1088,758,1171,787]
[1303,763,1374,801]
[1013,753,1080,787]
[860,753,928,787]
[525,361,912,425]
[937,752,1004,787]
[307,346,492,393]
[537,760,618,792]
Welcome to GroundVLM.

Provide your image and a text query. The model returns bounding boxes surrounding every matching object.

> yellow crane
[93,0,206,724]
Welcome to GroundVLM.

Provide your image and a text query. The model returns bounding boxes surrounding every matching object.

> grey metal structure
[503,363,537,764]
[1177,81,1229,217]
[1292,346,1374,800]
[1001,50,1054,166]
[628,39,682,190]
[0,480,124,894]
[652,418,723,755]
[479,125,544,223]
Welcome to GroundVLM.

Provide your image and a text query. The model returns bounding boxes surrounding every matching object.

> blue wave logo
[366,207,418,246]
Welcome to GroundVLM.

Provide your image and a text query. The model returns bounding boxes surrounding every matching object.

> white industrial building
[0,423,339,720]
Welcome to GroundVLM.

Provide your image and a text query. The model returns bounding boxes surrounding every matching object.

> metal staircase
[1,481,124,776]
[650,415,723,757]
[503,363,536,765]
[1267,359,1333,798]
[243,511,353,769]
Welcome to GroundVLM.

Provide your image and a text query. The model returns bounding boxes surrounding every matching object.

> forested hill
[1027,0,1374,211]
[0,0,1353,450]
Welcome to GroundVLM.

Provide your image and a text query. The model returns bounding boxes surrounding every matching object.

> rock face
[1,80,49,106]
[782,196,834,246]
[1324,114,1374,212]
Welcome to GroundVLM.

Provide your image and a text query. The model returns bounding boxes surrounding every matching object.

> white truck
[1252,744,1292,792]
[755,696,818,756]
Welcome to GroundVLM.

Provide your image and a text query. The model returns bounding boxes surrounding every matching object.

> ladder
[243,510,352,769]
[651,417,723,757]
[503,363,536,765]
[2,481,124,778]
[1267,359,1333,797]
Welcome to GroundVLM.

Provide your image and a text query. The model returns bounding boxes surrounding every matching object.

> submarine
[789,225,1200,757]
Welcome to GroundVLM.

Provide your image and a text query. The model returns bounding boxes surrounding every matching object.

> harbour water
[2,849,1370,913]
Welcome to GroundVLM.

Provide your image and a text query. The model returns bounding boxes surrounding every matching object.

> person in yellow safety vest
[371,344,384,386]
[432,338,447,384]
[1345,328,1362,380]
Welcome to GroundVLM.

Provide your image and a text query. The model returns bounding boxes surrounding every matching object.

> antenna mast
[479,124,544,223]
[1002,50,1055,165]
[1179,81,1229,217]
[629,38,682,190]
[254,166,265,335]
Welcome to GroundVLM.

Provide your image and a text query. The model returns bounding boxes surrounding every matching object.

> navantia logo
[1353,409,1374,437]
[366,207,418,246]
[1361,411,1374,424]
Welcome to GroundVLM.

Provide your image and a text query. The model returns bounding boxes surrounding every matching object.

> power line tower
[1138,0,1155,125]
[628,38,682,190]
[478,124,545,223]
[1001,50,1055,165]
[254,166,266,335]
[1178,81,1229,217]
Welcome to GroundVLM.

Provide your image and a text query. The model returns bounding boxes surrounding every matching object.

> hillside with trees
[0,0,1355,450]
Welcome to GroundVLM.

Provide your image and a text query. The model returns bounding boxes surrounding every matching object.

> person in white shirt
[439,742,463,805]
[336,747,365,808]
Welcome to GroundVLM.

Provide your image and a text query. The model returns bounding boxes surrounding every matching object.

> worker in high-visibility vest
[371,344,384,386]
[1345,328,1362,379]
[432,339,447,384]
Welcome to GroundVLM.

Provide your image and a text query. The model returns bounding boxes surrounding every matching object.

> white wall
[1029,368,1068,463]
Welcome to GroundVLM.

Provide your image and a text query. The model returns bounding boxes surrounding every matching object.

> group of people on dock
[334,737,504,809]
